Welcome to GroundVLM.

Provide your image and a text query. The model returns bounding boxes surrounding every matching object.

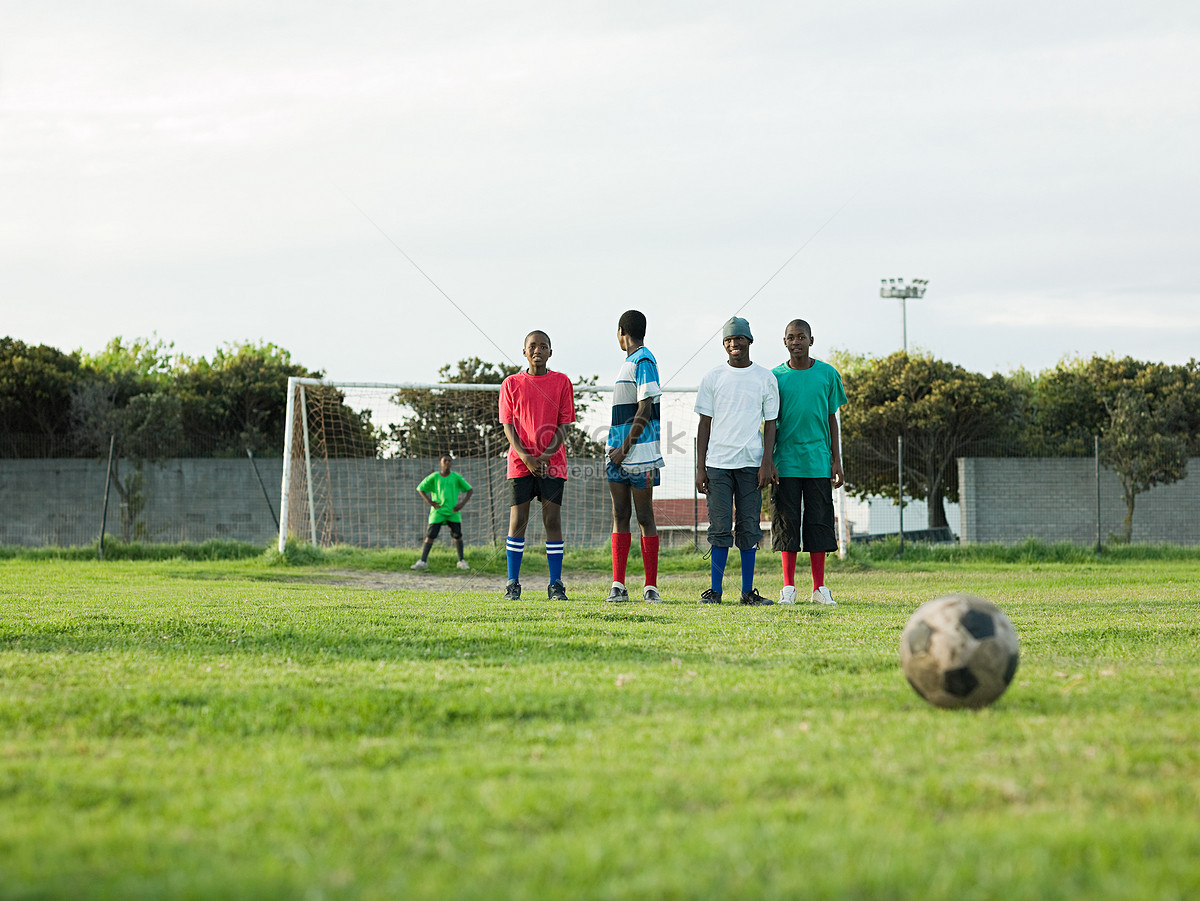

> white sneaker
[779,585,797,605]
[410,560,428,571]
[456,560,470,570]
[812,586,836,606]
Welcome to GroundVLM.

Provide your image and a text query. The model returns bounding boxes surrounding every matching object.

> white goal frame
[277,376,849,557]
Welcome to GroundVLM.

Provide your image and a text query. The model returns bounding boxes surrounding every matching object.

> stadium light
[879,278,929,354]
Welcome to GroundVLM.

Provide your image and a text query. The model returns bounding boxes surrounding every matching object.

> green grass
[1,555,1198,900]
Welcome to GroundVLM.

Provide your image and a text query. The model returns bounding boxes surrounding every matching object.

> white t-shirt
[694,362,780,469]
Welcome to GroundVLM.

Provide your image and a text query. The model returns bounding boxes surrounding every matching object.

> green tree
[840,352,1031,529]
[173,341,332,456]
[389,357,604,459]
[70,338,184,541]
[1033,355,1195,541]
[1101,386,1188,543]
[0,337,83,457]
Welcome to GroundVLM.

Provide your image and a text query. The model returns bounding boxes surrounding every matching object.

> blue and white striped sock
[506,536,525,582]
[546,541,564,584]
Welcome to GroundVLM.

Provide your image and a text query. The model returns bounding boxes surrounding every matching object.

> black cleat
[548,580,569,601]
[605,584,630,602]
[739,589,774,606]
[699,588,722,604]
[503,579,522,600]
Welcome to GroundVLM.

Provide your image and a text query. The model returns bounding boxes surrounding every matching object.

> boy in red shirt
[498,330,577,601]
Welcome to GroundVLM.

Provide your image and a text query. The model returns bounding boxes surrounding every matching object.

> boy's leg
[542,500,568,598]
[800,478,839,605]
[507,502,531,583]
[412,522,438,569]
[631,479,659,597]
[704,469,734,600]
[733,467,767,602]
[449,522,468,568]
[539,477,568,599]
[770,478,802,603]
[608,481,633,589]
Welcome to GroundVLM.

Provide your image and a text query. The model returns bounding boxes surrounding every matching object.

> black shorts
[510,475,566,507]
[770,477,838,553]
[427,520,463,540]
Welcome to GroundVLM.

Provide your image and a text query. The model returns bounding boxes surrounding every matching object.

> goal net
[277,378,710,554]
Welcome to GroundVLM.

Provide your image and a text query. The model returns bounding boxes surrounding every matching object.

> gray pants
[706,467,762,550]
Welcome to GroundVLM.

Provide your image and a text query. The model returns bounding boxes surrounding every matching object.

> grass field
[1,547,1198,900]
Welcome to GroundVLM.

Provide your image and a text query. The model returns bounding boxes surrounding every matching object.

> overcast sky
[4,1,1199,389]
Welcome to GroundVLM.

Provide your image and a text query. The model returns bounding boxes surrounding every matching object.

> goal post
[276,378,859,555]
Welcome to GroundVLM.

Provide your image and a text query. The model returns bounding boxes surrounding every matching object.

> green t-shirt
[771,359,847,478]
[417,470,472,523]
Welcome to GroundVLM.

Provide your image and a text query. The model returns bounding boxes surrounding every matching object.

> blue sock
[741,548,756,594]
[546,541,564,583]
[710,546,729,593]
[506,536,525,581]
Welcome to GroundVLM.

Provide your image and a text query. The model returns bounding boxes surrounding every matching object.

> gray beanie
[722,316,753,341]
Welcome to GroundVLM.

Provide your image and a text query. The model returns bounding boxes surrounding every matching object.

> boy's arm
[829,412,844,489]
[454,488,474,512]
[695,414,712,494]
[608,397,655,466]
[759,419,778,489]
[503,423,545,477]
[416,488,437,509]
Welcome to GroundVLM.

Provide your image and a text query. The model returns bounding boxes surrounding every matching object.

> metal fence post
[898,434,905,556]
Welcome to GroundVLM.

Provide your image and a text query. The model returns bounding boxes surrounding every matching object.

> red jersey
[498,369,577,480]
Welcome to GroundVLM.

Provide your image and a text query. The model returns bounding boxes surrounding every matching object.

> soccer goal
[277,377,849,555]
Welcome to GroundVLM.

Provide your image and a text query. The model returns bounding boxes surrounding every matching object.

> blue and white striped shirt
[606,346,664,473]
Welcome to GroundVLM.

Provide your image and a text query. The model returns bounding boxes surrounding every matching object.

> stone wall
[5,455,1198,548]
[957,456,1200,545]
[0,457,615,549]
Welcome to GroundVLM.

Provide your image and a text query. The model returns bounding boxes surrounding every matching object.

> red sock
[612,532,631,584]
[811,552,826,591]
[781,551,797,587]
[641,535,659,587]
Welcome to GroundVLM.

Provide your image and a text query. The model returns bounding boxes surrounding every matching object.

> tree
[0,337,83,457]
[840,352,1030,529]
[70,338,185,540]
[173,341,333,456]
[1101,386,1188,542]
[1034,356,1194,541]
[389,357,604,459]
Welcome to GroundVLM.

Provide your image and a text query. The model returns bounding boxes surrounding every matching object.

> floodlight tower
[880,278,929,353]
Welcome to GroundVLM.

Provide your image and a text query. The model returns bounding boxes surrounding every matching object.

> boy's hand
[521,452,547,477]
[608,446,627,467]
[758,460,778,490]
[831,460,845,489]
[695,465,709,495]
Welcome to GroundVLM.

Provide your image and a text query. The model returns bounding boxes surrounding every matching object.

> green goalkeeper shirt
[417,471,472,524]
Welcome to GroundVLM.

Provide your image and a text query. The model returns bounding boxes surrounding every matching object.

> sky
[4,1,1199,389]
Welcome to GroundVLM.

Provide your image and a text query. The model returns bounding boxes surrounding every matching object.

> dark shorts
[510,475,566,507]
[770,477,838,553]
[605,460,661,488]
[426,519,463,540]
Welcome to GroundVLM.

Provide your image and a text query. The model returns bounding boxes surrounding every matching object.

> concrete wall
[0,458,284,547]
[7,455,1197,548]
[958,456,1200,545]
[0,457,615,549]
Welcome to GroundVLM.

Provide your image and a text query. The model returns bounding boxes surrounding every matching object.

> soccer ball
[899,593,1020,709]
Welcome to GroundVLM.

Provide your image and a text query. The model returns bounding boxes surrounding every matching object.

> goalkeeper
[411,455,473,571]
